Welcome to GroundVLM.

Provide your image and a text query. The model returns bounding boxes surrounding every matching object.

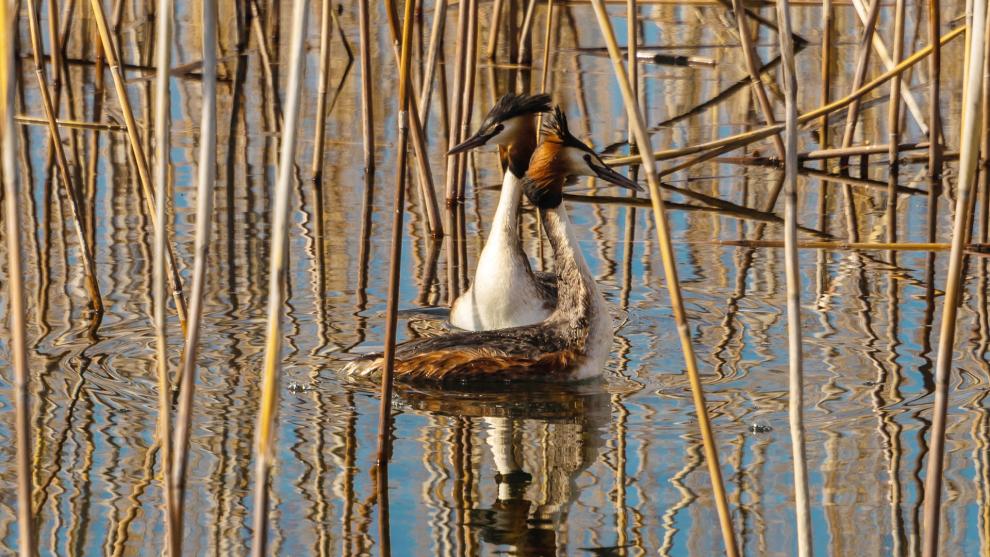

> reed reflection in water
[1,0,989,555]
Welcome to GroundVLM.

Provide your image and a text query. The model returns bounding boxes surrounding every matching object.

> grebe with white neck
[343,107,641,383]
[447,93,556,331]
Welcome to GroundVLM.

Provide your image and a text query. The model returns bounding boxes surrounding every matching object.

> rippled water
[1,0,988,555]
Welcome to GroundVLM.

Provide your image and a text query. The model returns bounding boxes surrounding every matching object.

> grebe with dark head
[344,107,641,383]
[447,93,556,331]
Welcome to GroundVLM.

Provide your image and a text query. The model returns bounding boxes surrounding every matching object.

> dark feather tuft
[542,106,592,151]
[483,93,552,127]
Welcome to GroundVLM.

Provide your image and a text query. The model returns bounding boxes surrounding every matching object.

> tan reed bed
[250,1,309,554]
[88,0,189,331]
[171,0,218,551]
[151,0,177,552]
[923,0,988,554]
[25,0,104,317]
[2,0,34,554]
[588,1,738,554]
[775,0,812,553]
[606,24,966,170]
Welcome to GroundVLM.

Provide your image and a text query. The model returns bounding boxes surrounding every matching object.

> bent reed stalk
[588,1,739,555]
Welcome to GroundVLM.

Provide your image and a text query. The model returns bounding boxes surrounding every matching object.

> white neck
[487,170,523,241]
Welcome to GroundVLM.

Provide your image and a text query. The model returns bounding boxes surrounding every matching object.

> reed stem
[250,1,309,554]
[776,0,812,553]
[359,0,375,171]
[171,0,217,550]
[151,0,178,553]
[886,0,906,244]
[376,0,418,551]
[922,0,987,554]
[311,0,334,182]
[928,0,943,242]
[588,2,738,555]
[2,0,35,552]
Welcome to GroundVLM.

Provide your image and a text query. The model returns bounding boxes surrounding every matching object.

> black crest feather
[542,106,591,151]
[483,93,552,127]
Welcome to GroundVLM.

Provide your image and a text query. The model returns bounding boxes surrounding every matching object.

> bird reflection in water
[399,382,610,556]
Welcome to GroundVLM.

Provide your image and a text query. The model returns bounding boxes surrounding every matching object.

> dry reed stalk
[15,115,126,131]
[980,6,990,243]
[605,24,966,168]
[776,0,812,553]
[250,1,309,554]
[376,0,418,550]
[730,0,785,158]
[359,0,375,171]
[151,0,177,553]
[88,0,189,331]
[312,0,335,182]
[928,0,943,242]
[923,0,987,554]
[886,0,906,243]
[248,0,281,128]
[626,0,636,147]
[835,0,882,242]
[2,0,34,553]
[444,0,471,303]
[714,239,953,250]
[456,0,479,199]
[516,0,539,66]
[540,0,556,96]
[588,1,738,554]
[717,156,926,195]
[419,0,448,124]
[800,142,928,161]
[383,0,444,238]
[486,0,505,59]
[820,0,831,232]
[171,0,217,550]
[26,0,104,316]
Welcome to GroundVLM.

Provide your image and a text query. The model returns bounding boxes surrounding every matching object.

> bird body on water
[343,107,641,383]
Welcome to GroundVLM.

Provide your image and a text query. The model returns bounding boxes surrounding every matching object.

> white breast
[450,172,553,331]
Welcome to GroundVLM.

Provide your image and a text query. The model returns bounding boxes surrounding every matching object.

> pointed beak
[448,129,497,155]
[589,161,643,192]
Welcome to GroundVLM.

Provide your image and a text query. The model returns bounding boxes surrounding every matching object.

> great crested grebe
[447,93,556,331]
[344,107,641,383]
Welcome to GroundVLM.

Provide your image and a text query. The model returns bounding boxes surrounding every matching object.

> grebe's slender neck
[487,171,524,240]
[541,204,599,330]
